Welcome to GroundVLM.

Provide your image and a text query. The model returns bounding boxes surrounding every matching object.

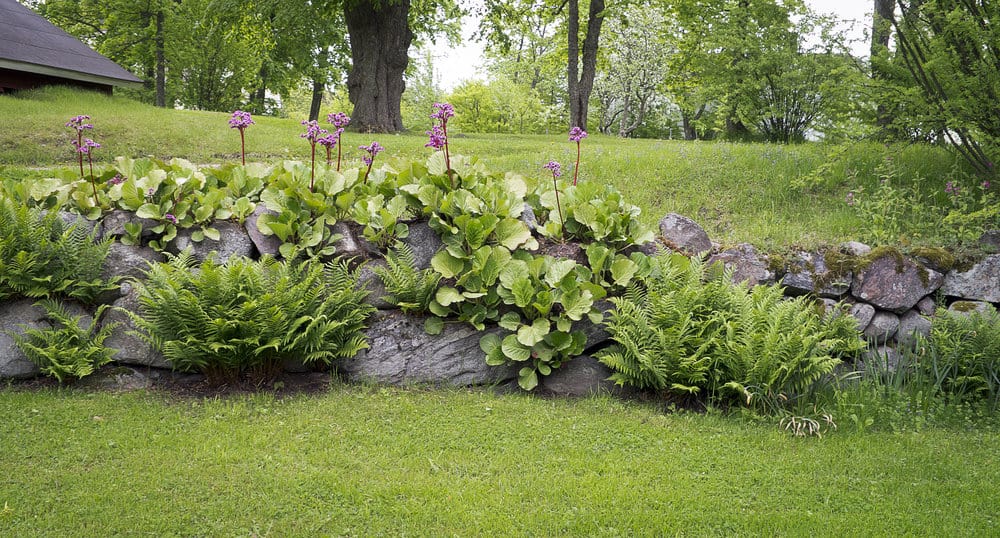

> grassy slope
[0,87,971,247]
[1,387,997,536]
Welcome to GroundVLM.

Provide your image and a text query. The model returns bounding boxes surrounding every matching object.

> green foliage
[10,299,117,384]
[917,307,1000,409]
[374,245,441,314]
[0,197,117,303]
[128,252,374,383]
[597,253,864,413]
[849,155,999,248]
[531,180,654,250]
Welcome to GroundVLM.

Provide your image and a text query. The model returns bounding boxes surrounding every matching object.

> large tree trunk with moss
[567,0,605,131]
[344,0,413,133]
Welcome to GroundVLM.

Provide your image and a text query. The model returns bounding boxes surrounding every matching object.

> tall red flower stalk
[326,112,351,172]
[569,127,588,186]
[427,103,456,188]
[229,110,255,165]
[65,115,93,178]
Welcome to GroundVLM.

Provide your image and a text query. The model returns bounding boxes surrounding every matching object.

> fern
[374,244,441,313]
[0,197,117,303]
[10,299,117,383]
[598,253,864,414]
[919,307,1000,409]
[127,253,375,383]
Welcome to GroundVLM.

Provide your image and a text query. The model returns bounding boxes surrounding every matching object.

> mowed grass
[0,87,973,247]
[1,385,998,536]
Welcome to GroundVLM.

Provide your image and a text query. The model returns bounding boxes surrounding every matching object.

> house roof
[0,0,143,88]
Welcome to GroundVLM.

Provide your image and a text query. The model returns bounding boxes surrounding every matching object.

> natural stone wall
[2,210,999,391]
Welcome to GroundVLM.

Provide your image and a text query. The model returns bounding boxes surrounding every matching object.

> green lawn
[0,87,973,248]
[1,385,997,536]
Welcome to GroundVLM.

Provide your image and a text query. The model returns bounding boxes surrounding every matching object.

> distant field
[0,86,972,247]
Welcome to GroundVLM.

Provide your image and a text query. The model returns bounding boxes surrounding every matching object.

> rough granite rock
[863,310,900,345]
[947,300,996,316]
[168,221,255,263]
[849,303,876,332]
[103,282,170,369]
[860,345,901,373]
[851,254,943,314]
[355,259,396,310]
[916,296,937,316]
[979,230,1000,253]
[520,203,538,231]
[101,241,163,283]
[941,254,1000,303]
[658,213,712,256]
[839,241,872,257]
[331,221,365,260]
[100,210,157,240]
[781,251,851,298]
[338,311,518,386]
[244,205,282,258]
[0,299,48,378]
[708,243,776,287]
[895,309,932,348]
[399,220,444,270]
[541,355,638,397]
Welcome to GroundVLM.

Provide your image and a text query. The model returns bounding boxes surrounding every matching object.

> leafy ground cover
[0,87,974,248]
[1,386,998,536]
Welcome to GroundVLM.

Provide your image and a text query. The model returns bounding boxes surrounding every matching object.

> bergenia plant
[318,130,342,167]
[229,110,255,165]
[427,102,455,187]
[301,120,329,191]
[359,141,384,184]
[73,137,101,206]
[65,115,93,178]
[326,112,350,171]
[569,126,588,186]
[543,160,564,240]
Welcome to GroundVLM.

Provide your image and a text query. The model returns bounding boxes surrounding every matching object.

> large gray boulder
[947,300,996,316]
[849,303,876,332]
[102,282,170,370]
[399,220,444,270]
[541,355,637,398]
[0,299,46,378]
[851,254,943,314]
[100,210,157,240]
[244,205,282,258]
[658,213,712,256]
[781,251,851,298]
[330,221,365,260]
[708,243,776,287]
[101,241,164,283]
[168,221,255,264]
[0,300,94,379]
[355,259,396,310]
[338,311,518,386]
[863,310,900,345]
[895,309,932,348]
[941,254,1000,303]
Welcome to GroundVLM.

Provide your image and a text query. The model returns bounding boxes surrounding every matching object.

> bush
[917,307,1000,410]
[0,197,116,303]
[11,299,117,383]
[128,252,374,383]
[597,254,864,413]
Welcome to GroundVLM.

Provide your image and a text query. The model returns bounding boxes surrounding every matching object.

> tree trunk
[872,0,895,130]
[309,78,324,122]
[344,0,413,133]
[567,0,605,130]
[155,9,166,108]
[254,65,268,115]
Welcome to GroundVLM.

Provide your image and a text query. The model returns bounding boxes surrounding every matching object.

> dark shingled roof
[0,0,143,87]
